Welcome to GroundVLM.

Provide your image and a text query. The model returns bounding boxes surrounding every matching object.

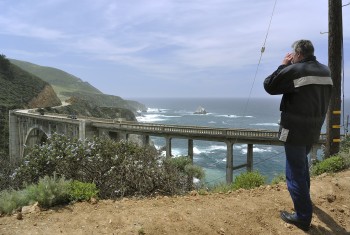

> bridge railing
[93,120,327,143]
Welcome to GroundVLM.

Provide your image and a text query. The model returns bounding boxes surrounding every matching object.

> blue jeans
[284,143,312,223]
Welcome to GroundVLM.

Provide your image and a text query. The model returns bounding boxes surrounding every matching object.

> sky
[0,0,349,99]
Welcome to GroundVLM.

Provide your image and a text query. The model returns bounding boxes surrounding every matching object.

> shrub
[0,176,100,214]
[311,156,346,176]
[232,171,265,190]
[184,164,205,180]
[209,182,233,194]
[0,189,29,214]
[13,134,205,199]
[271,173,286,185]
[166,156,192,171]
[164,156,205,191]
[209,171,265,193]
[340,135,350,152]
[25,175,71,208]
[0,152,17,191]
[69,181,99,202]
[165,156,205,180]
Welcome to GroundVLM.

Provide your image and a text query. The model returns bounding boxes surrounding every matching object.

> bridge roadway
[10,110,327,183]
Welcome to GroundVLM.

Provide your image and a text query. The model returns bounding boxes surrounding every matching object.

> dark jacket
[264,56,333,145]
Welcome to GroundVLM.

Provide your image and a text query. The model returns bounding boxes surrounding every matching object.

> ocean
[133,97,350,185]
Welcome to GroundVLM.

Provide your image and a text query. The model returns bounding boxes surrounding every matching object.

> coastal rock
[194,106,207,114]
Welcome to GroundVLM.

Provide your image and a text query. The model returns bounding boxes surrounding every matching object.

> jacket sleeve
[264,65,296,95]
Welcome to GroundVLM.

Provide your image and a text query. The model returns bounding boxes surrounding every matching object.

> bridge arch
[23,125,49,157]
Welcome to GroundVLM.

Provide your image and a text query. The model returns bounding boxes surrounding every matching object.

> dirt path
[1,170,349,235]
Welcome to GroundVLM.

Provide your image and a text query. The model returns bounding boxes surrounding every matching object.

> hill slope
[0,170,349,235]
[10,59,146,113]
[1,57,61,108]
[9,59,102,101]
[1,55,61,153]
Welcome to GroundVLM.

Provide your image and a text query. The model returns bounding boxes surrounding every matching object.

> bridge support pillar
[310,145,319,165]
[9,111,20,160]
[79,120,87,140]
[226,141,234,183]
[143,135,150,145]
[165,137,172,158]
[188,139,193,163]
[247,144,253,172]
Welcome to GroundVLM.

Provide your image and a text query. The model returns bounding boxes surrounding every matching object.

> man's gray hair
[292,40,314,57]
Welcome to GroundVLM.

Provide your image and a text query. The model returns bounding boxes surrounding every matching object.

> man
[264,39,333,231]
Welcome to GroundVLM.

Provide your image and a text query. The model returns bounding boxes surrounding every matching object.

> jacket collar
[298,55,316,63]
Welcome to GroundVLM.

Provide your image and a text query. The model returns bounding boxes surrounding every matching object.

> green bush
[209,182,233,194]
[311,156,346,176]
[340,135,350,152]
[69,180,99,202]
[209,171,265,193]
[232,171,265,190]
[166,156,192,171]
[0,176,102,214]
[25,175,71,208]
[184,164,205,180]
[0,189,29,214]
[271,173,286,185]
[165,156,205,180]
[12,134,205,199]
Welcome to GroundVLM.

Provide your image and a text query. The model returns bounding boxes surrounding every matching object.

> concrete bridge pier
[9,111,20,160]
[79,120,87,140]
[247,143,253,172]
[188,139,193,163]
[143,135,150,145]
[79,120,96,140]
[165,137,172,158]
[226,141,234,183]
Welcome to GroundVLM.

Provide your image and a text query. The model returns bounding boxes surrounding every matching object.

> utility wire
[219,0,280,183]
[244,0,278,110]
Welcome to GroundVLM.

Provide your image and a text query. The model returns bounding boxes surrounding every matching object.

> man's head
[291,40,314,64]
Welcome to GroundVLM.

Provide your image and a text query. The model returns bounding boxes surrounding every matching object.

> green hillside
[10,59,146,112]
[61,91,145,113]
[1,54,61,153]
[1,57,54,108]
[10,59,102,101]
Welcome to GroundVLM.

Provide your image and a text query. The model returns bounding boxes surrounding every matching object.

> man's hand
[282,53,294,65]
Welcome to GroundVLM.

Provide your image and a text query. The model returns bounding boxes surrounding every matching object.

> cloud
[0,0,348,98]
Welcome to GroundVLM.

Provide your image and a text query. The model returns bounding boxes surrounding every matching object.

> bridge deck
[92,121,327,146]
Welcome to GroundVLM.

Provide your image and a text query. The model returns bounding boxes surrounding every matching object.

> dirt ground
[0,170,349,235]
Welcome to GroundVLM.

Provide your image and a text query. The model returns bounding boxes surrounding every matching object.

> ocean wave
[214,114,254,119]
[241,146,276,154]
[136,114,166,122]
[251,123,279,127]
[146,107,169,113]
[194,144,226,154]
[137,114,182,123]
[233,144,247,150]
[156,144,227,157]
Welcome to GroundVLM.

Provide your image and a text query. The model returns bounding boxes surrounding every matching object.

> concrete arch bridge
[9,110,327,183]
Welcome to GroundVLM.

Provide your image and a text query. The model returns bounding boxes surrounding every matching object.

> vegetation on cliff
[0,134,205,213]
[9,59,101,100]
[0,54,61,154]
[1,55,60,108]
[10,59,146,113]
